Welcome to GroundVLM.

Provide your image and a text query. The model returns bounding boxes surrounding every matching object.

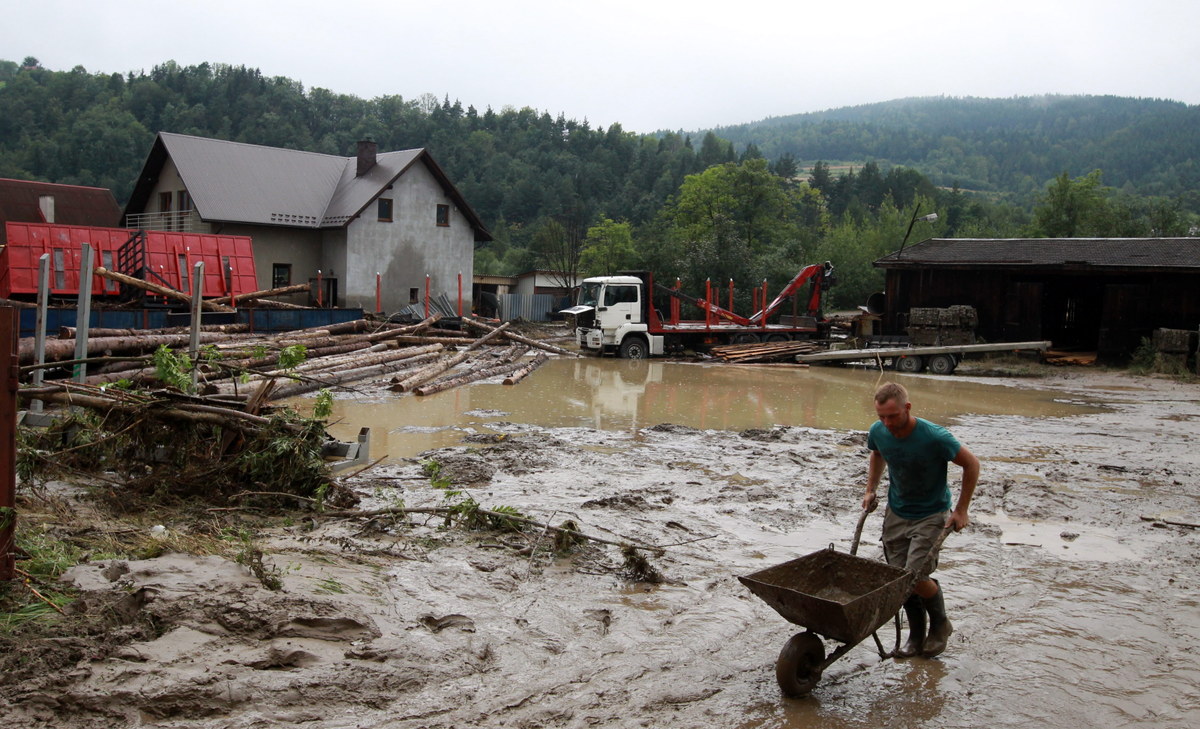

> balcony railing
[124,209,201,232]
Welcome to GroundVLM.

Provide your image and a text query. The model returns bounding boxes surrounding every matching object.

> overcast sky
[4,0,1198,133]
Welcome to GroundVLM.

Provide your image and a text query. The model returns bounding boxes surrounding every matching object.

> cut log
[414,360,527,396]
[463,317,580,357]
[19,332,235,366]
[503,353,549,385]
[93,267,235,313]
[389,322,511,393]
[210,282,310,305]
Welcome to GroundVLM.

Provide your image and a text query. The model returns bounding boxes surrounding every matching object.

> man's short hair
[875,382,908,406]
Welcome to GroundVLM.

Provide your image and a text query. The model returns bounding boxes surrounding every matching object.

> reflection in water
[303,358,1103,461]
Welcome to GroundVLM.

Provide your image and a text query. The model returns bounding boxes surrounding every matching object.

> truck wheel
[733,333,759,344]
[765,334,791,342]
[927,354,957,375]
[619,337,648,360]
[895,355,925,373]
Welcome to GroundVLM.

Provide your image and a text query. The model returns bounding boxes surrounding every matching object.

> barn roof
[0,178,122,230]
[124,133,491,241]
[876,237,1200,270]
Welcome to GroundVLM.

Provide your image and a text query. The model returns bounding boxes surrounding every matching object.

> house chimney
[356,140,377,177]
[38,195,55,223]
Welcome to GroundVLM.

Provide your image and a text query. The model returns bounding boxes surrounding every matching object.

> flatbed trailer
[794,340,1051,375]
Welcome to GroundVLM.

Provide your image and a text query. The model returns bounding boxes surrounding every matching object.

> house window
[436,204,450,227]
[272,263,292,288]
[378,198,393,222]
[409,287,419,304]
[177,190,192,211]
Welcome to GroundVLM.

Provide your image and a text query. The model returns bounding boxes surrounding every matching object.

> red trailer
[1,222,258,300]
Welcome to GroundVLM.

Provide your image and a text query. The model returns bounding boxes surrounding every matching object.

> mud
[4,370,1199,728]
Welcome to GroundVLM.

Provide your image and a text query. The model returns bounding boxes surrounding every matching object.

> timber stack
[709,340,822,363]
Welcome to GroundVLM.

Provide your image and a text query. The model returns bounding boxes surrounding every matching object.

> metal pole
[31,254,50,413]
[376,272,382,314]
[73,243,95,383]
[705,279,712,329]
[190,262,204,389]
[424,275,430,319]
[0,307,18,581]
[457,272,463,318]
[316,270,323,308]
[728,279,734,313]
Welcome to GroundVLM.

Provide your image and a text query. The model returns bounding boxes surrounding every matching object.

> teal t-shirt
[867,417,961,519]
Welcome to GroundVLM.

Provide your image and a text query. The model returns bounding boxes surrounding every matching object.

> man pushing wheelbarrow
[739,382,980,696]
[865,381,980,659]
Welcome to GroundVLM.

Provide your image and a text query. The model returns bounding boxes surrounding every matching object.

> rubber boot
[921,581,953,658]
[896,594,927,658]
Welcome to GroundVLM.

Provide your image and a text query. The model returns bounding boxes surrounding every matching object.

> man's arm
[947,445,980,530]
[864,449,885,512]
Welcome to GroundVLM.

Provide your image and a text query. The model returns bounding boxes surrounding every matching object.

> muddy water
[310,358,1104,461]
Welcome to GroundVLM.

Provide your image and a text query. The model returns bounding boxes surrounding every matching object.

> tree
[579,218,636,276]
[529,218,583,290]
[1029,170,1113,237]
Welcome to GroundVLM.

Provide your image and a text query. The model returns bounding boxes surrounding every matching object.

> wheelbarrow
[737,509,950,697]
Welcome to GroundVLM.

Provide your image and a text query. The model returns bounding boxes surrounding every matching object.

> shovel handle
[849,507,870,556]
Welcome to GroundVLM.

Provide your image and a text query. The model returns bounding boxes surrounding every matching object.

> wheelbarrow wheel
[776,631,826,697]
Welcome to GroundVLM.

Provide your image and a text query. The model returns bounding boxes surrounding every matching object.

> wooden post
[0,307,17,581]
[317,270,324,308]
[728,279,734,313]
[376,272,382,314]
[457,272,463,318]
[424,275,431,319]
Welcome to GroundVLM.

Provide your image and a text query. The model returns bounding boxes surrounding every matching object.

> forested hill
[710,95,1200,202]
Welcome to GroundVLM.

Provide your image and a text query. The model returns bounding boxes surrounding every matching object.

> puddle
[301,358,1106,461]
[984,508,1145,561]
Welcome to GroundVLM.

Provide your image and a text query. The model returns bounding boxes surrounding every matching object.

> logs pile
[709,340,822,363]
[22,314,570,406]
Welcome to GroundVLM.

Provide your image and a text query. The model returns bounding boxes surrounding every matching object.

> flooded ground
[315,358,1106,460]
[8,365,1199,729]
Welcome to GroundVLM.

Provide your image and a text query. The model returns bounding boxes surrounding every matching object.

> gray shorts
[882,508,948,581]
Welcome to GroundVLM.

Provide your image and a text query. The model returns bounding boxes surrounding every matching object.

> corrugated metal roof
[877,238,1200,269]
[161,133,347,228]
[0,178,122,236]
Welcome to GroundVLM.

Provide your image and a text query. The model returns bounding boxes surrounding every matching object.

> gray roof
[877,237,1200,270]
[125,133,490,240]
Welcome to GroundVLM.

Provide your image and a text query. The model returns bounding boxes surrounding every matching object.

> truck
[560,263,835,359]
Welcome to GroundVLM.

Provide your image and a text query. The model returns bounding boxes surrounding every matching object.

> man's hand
[946,508,970,531]
[863,490,879,513]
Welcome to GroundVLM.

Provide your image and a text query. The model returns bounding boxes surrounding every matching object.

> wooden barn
[874,238,1200,361]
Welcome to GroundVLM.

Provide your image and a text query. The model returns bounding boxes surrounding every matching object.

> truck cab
[561,274,663,358]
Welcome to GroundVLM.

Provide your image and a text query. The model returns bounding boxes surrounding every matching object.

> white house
[122,133,490,313]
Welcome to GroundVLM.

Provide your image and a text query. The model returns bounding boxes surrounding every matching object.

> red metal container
[1,222,257,299]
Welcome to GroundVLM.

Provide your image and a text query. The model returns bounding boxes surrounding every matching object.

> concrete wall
[344,161,474,314]
[218,223,324,304]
